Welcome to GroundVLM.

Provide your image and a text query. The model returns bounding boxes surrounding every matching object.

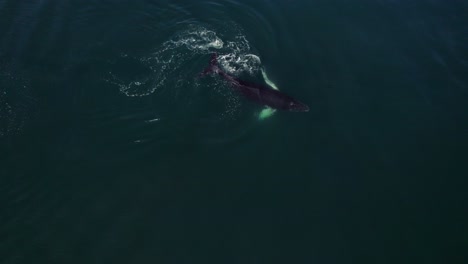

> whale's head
[287,100,309,112]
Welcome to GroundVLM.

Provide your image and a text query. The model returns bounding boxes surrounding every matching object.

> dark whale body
[201,53,309,112]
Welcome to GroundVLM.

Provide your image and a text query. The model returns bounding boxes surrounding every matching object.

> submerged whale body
[201,53,309,112]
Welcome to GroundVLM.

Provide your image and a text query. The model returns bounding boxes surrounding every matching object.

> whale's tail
[199,53,219,77]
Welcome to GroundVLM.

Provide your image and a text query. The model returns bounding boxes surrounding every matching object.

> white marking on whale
[259,68,278,120]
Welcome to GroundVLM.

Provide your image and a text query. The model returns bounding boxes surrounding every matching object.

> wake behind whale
[105,25,305,121]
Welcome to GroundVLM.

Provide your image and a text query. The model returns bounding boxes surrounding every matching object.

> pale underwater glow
[259,107,276,120]
[258,68,279,120]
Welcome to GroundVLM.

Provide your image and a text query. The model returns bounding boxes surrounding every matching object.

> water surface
[1,0,467,263]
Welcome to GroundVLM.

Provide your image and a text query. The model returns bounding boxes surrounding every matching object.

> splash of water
[105,25,276,121]
[107,25,262,94]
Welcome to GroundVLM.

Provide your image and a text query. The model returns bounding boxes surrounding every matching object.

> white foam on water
[169,28,224,51]
[105,72,159,97]
[105,24,276,121]
[107,25,263,97]
[106,26,227,98]
[218,53,261,76]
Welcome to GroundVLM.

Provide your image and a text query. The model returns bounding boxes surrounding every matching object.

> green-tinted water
[1,0,467,263]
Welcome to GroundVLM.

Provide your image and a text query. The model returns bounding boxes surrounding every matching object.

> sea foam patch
[105,24,277,120]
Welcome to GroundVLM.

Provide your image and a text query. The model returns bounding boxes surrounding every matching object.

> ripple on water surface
[102,23,276,145]
[0,64,35,138]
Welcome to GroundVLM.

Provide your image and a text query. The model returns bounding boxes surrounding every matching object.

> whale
[200,53,309,112]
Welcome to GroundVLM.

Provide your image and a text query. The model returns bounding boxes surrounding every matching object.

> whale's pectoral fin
[258,69,279,120]
[259,107,276,120]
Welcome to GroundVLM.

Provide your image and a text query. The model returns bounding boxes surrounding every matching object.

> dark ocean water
[1,0,467,263]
